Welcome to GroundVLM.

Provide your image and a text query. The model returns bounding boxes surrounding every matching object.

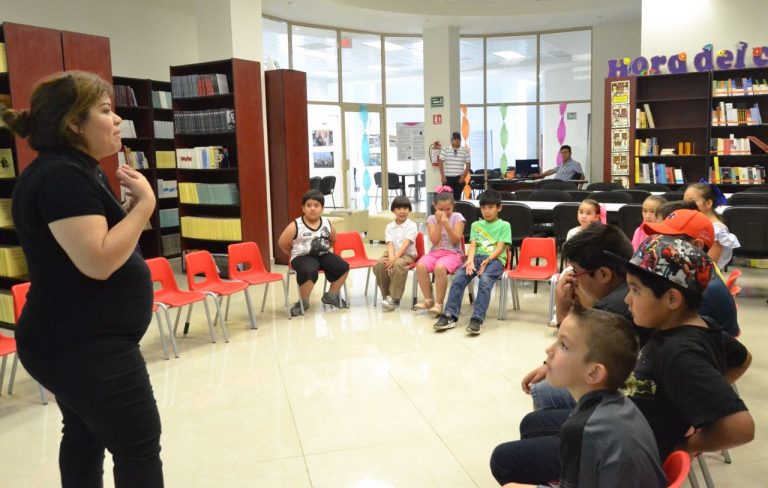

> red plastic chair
[406,232,426,309]
[332,231,377,305]
[663,450,691,488]
[228,242,290,319]
[501,237,558,318]
[185,251,256,340]
[8,282,48,404]
[726,269,742,297]
[146,257,218,348]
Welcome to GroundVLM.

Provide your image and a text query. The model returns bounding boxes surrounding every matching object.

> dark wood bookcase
[151,80,181,258]
[171,59,269,270]
[265,69,309,265]
[605,68,768,190]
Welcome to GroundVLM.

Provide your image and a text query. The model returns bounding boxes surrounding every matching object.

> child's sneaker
[321,292,347,309]
[381,296,396,311]
[466,317,483,335]
[290,300,309,317]
[433,314,457,330]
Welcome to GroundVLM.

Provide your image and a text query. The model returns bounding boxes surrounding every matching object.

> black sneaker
[321,292,348,309]
[466,317,483,335]
[290,301,309,317]
[433,314,457,331]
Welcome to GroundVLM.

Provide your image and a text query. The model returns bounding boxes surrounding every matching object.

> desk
[397,172,423,202]
[488,178,588,191]
[468,199,727,214]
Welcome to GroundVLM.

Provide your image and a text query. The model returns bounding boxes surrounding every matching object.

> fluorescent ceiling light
[362,40,405,51]
[492,50,526,60]
[294,46,335,61]
[572,53,591,62]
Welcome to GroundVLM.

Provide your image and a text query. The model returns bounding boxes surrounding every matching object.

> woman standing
[2,71,163,487]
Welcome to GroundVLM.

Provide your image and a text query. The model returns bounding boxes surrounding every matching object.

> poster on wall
[313,151,334,168]
[312,129,333,147]
[612,176,630,188]
[395,122,425,161]
[611,128,630,152]
[367,153,381,167]
[611,104,629,128]
[610,80,629,104]
[611,153,629,175]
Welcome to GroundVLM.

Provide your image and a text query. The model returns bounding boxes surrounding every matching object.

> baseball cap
[451,131,461,140]
[605,234,713,294]
[643,209,714,249]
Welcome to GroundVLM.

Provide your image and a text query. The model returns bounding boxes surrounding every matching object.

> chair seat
[154,289,209,308]
[344,257,377,269]
[233,270,285,285]
[192,280,249,296]
[0,334,17,356]
[506,269,557,281]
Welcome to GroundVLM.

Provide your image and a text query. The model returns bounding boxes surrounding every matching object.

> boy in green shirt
[434,189,511,334]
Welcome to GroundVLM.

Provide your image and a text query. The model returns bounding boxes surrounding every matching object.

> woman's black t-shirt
[12,148,153,353]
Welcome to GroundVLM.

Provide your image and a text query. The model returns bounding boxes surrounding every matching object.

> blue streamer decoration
[360,105,370,209]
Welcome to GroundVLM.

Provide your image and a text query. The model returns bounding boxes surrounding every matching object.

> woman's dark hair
[390,195,412,211]
[302,189,325,206]
[626,267,703,310]
[1,71,112,151]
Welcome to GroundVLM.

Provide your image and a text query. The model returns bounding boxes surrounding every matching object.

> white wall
[590,18,641,181]
[642,0,768,69]
[0,0,199,80]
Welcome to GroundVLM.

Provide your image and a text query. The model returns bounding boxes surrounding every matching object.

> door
[343,105,384,212]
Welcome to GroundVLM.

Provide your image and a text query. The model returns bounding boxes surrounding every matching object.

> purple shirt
[426,212,466,253]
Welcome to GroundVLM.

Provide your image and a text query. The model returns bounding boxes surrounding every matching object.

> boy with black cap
[438,131,470,201]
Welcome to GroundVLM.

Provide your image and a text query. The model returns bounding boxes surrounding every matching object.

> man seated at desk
[530,145,583,181]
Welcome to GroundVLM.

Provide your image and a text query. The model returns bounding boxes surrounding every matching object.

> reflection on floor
[0,242,766,487]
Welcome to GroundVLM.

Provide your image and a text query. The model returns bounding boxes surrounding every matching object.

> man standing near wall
[439,131,471,200]
[531,145,583,181]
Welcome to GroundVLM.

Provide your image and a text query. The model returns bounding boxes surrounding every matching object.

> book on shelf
[0,291,14,324]
[713,77,768,96]
[710,137,752,155]
[0,245,28,277]
[180,216,242,241]
[0,199,13,227]
[0,148,16,178]
[642,104,655,129]
[170,74,230,98]
[153,120,174,139]
[175,146,231,169]
[118,119,137,138]
[159,208,180,228]
[712,165,766,185]
[151,90,172,109]
[114,85,138,106]
[155,150,177,168]
[161,233,181,256]
[117,147,148,169]
[637,162,685,185]
[635,137,659,156]
[173,109,235,135]
[157,179,178,199]
[0,43,6,73]
[178,182,240,205]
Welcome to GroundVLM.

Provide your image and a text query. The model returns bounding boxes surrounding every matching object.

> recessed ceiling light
[492,50,525,60]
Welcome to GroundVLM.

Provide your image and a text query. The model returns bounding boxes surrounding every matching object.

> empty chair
[309,176,321,191]
[319,175,337,208]
[661,191,685,201]
[332,231,377,304]
[387,172,405,201]
[618,204,644,241]
[500,237,558,317]
[634,183,670,192]
[528,189,573,202]
[663,451,691,488]
[536,179,577,190]
[722,206,768,258]
[453,201,479,240]
[726,192,768,206]
[514,189,535,201]
[228,242,290,319]
[586,182,624,191]
[552,203,581,268]
[565,189,591,202]
[619,189,652,203]
[185,250,258,341]
[498,190,515,201]
[489,168,502,179]
[499,202,534,265]
[408,171,426,201]
[588,191,633,204]
[4,283,47,404]
[743,185,768,192]
[147,257,218,348]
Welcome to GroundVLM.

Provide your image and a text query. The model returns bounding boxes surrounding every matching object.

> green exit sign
[430,96,444,108]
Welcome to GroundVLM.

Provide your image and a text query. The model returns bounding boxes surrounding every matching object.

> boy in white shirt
[373,196,419,310]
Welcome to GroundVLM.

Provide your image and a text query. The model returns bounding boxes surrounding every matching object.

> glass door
[343,105,384,213]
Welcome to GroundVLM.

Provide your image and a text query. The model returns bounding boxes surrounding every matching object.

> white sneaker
[381,296,396,311]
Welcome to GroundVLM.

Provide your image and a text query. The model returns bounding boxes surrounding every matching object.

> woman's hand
[116,166,155,212]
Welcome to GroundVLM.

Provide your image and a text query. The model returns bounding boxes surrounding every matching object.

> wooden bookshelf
[171,59,269,269]
[605,69,768,190]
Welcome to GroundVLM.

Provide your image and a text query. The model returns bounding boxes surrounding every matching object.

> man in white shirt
[438,131,471,200]
[532,145,584,181]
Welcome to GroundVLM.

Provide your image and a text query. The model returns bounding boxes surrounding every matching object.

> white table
[468,199,726,214]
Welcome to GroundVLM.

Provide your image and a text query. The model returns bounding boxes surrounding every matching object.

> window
[487,105,536,171]
[486,35,537,104]
[539,102,591,173]
[262,18,289,70]
[292,26,339,102]
[539,31,591,102]
[341,32,382,104]
[385,37,424,105]
[460,38,484,105]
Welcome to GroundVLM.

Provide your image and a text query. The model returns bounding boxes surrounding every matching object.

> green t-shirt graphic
[470,218,512,266]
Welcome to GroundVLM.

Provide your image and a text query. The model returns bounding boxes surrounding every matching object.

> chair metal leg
[283,278,291,319]
[154,309,170,360]
[364,268,371,297]
[697,455,715,488]
[182,303,194,336]
[224,294,231,321]
[548,276,557,324]
[261,284,269,313]
[212,295,231,342]
[8,354,19,394]
[201,296,217,343]
[159,304,179,358]
[688,469,701,488]
[0,355,7,394]
[722,449,732,464]
[343,282,350,308]
[498,276,506,321]
[411,271,418,310]
[243,289,258,329]
[38,385,48,405]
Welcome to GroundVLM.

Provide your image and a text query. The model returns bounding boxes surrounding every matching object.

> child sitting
[684,182,740,269]
[414,187,466,316]
[566,198,602,241]
[631,195,666,250]
[433,189,510,334]
[548,305,666,488]
[277,189,350,316]
[372,196,418,311]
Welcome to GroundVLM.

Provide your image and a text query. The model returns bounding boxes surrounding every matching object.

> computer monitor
[515,159,540,178]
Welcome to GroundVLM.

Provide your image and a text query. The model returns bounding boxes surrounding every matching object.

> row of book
[710,137,754,155]
[180,216,242,241]
[636,161,686,185]
[176,146,231,169]
[161,233,181,256]
[170,74,230,99]
[676,141,696,155]
[0,246,28,278]
[114,85,138,107]
[154,120,174,139]
[635,137,659,156]
[0,43,6,73]
[118,147,148,169]
[157,179,178,199]
[636,104,656,129]
[0,148,16,179]
[118,119,138,138]
[174,109,235,135]
[178,182,240,205]
[159,208,180,228]
[712,102,763,126]
[0,291,14,324]
[711,159,766,184]
[0,199,12,227]
[152,90,173,109]
[156,150,176,169]
[712,78,768,97]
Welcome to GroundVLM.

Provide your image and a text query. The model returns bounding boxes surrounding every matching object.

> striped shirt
[439,146,470,177]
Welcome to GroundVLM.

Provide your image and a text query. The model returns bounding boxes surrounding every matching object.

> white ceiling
[262,0,641,35]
